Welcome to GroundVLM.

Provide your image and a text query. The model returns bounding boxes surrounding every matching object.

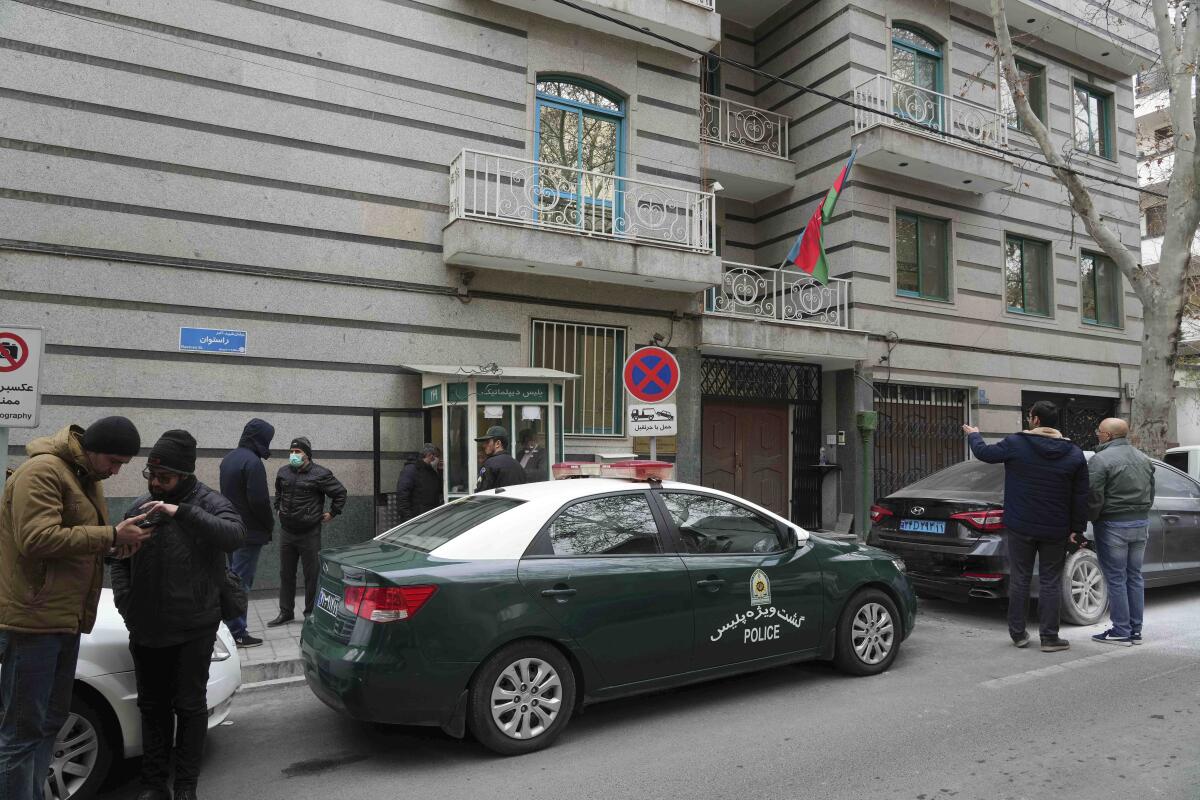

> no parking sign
[623,346,680,404]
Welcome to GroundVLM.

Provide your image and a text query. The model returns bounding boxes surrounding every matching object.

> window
[896,211,949,301]
[1000,60,1046,131]
[1164,452,1190,474]
[1073,83,1113,159]
[380,495,524,550]
[1005,235,1051,315]
[1080,251,1121,327]
[547,494,660,556]
[891,25,943,129]
[531,320,625,436]
[660,493,784,555]
[1144,204,1167,237]
[1154,465,1200,500]
[701,50,721,96]
[535,77,625,233]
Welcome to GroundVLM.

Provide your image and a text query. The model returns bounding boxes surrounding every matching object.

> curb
[238,674,307,695]
[240,657,304,686]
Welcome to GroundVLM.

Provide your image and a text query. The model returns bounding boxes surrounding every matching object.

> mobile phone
[136,510,163,529]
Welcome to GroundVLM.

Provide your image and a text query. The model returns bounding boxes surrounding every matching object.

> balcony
[443,149,722,292]
[700,262,866,365]
[852,75,1015,194]
[487,0,719,53]
[699,93,794,202]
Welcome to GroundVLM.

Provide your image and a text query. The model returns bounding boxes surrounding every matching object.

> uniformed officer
[474,426,527,491]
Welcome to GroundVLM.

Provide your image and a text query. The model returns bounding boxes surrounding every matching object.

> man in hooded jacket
[963,400,1089,653]
[218,418,275,648]
[112,430,245,800]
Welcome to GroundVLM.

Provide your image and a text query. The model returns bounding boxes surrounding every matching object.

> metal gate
[874,384,969,500]
[373,408,424,534]
[1021,392,1115,452]
[701,356,823,528]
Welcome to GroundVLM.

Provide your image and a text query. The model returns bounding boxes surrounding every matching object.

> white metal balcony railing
[705,261,850,329]
[700,92,790,158]
[853,74,1008,150]
[449,150,716,254]
[680,0,715,8]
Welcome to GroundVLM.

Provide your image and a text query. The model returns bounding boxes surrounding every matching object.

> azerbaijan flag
[784,148,857,285]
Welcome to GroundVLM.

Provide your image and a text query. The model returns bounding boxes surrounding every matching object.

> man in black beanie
[111,430,245,800]
[269,436,346,625]
[0,416,152,800]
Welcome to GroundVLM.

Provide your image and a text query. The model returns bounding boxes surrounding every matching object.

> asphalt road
[102,585,1200,800]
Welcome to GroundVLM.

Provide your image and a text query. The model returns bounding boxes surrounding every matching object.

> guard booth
[406,366,577,502]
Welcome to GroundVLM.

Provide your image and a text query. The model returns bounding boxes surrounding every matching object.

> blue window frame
[891,25,943,130]
[535,78,625,234]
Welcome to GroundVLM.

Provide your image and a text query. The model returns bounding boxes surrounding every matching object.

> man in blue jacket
[218,418,274,648]
[962,400,1089,652]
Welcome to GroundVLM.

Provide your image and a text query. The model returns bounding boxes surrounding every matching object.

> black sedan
[867,457,1200,624]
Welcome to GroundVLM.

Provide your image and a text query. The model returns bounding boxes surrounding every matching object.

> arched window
[535,77,625,232]
[890,25,943,129]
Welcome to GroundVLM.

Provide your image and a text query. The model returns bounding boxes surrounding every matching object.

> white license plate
[900,519,946,534]
[316,587,342,617]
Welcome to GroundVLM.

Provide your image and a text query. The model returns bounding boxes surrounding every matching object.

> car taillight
[870,504,894,524]
[951,509,1005,532]
[343,585,437,623]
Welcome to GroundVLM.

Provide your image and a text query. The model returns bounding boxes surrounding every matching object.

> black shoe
[1091,629,1134,646]
[1131,630,1143,645]
[303,611,313,619]
[1040,635,1070,652]
[267,613,294,627]
[234,632,263,648]
[1011,631,1030,648]
[174,787,198,800]
[135,789,170,800]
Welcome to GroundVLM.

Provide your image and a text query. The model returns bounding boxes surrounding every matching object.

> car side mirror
[784,525,799,550]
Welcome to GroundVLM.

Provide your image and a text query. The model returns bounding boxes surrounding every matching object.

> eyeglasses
[142,468,182,481]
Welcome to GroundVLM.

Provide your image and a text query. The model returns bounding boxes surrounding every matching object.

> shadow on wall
[103,496,377,592]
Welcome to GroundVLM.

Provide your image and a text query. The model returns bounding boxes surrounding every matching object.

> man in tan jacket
[0,417,152,800]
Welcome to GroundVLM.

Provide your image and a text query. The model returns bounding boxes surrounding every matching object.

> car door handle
[1162,514,1181,524]
[540,588,577,599]
[696,578,726,592]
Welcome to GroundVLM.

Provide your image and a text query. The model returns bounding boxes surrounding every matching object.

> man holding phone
[0,416,152,800]
[111,430,245,800]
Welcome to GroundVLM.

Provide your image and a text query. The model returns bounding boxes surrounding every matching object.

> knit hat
[290,436,313,459]
[81,416,141,457]
[147,430,197,474]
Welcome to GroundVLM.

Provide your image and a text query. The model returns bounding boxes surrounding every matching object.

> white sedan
[45,590,242,800]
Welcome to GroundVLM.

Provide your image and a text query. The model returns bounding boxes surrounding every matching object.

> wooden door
[702,403,789,519]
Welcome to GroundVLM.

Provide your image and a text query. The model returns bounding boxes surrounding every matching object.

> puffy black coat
[111,481,245,646]
[395,460,443,522]
[476,452,527,492]
[274,462,347,531]
[968,430,1089,540]
[219,418,275,545]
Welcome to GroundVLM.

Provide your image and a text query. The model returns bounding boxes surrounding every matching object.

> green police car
[300,473,915,755]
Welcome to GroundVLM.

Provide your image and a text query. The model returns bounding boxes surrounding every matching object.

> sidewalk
[235,592,306,685]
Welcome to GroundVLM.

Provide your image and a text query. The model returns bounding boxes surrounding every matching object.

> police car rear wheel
[468,640,576,756]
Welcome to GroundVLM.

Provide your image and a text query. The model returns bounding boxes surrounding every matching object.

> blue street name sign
[179,327,247,354]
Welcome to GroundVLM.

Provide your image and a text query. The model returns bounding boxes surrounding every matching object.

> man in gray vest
[1087,418,1155,646]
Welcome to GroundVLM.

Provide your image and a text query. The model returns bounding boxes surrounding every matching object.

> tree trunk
[1132,301,1184,458]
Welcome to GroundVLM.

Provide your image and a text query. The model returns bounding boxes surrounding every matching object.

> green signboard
[422,385,442,406]
[446,382,551,404]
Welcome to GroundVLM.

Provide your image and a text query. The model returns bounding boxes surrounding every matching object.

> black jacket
[274,461,347,531]
[111,481,245,646]
[395,460,443,522]
[219,419,275,545]
[476,452,527,492]
[968,429,1089,540]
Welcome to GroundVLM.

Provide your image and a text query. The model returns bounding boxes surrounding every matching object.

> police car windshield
[379,495,525,552]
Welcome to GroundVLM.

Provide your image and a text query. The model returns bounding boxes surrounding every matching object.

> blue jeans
[1095,520,1149,637]
[0,631,80,800]
[225,544,263,636]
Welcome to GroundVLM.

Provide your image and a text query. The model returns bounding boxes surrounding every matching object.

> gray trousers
[278,524,321,616]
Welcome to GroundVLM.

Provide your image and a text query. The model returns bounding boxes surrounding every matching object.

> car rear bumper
[300,620,474,728]
[874,535,1009,602]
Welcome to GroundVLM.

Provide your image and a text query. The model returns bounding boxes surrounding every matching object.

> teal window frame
[1004,235,1051,316]
[1072,82,1114,160]
[890,25,944,130]
[1080,250,1122,327]
[895,211,950,301]
[1001,59,1046,132]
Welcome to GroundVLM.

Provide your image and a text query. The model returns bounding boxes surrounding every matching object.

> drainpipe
[856,411,878,541]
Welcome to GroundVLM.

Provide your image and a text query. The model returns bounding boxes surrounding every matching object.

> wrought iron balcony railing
[681,0,715,8]
[853,74,1008,150]
[704,261,850,329]
[700,93,790,159]
[449,149,716,254]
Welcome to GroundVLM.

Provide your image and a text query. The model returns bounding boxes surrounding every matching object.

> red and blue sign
[623,346,680,403]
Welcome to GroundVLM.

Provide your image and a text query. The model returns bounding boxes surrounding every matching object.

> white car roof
[429,479,807,561]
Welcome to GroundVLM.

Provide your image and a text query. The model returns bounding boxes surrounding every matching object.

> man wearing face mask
[394,443,443,523]
[110,430,245,800]
[269,437,346,626]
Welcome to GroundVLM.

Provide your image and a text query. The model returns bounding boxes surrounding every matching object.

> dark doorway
[1021,392,1116,451]
[372,408,423,534]
[702,402,789,519]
